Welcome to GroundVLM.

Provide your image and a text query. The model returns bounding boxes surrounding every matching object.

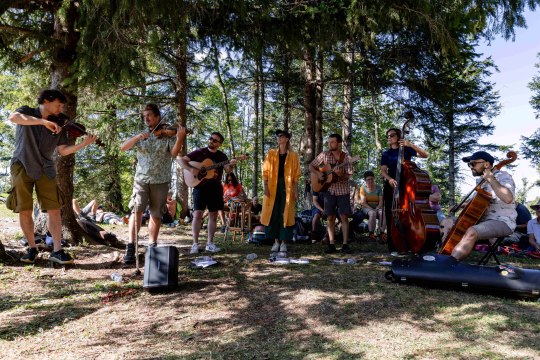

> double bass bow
[389,112,440,253]
[438,151,518,255]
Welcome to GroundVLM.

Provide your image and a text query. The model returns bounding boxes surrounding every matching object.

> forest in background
[2,0,540,245]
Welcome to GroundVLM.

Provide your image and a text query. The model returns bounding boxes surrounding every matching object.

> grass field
[0,204,539,359]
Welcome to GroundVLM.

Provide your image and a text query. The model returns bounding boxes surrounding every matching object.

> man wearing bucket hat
[526,201,540,252]
[451,151,517,261]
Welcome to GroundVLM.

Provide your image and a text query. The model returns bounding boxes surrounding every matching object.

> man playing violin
[451,151,517,261]
[7,89,97,264]
[178,132,236,254]
[310,134,355,254]
[120,103,186,264]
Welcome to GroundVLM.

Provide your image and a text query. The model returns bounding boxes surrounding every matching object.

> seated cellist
[451,151,517,261]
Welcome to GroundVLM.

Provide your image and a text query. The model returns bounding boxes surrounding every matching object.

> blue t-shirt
[516,203,532,226]
[380,146,417,179]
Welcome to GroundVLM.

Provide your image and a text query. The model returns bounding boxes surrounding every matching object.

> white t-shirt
[526,218,540,246]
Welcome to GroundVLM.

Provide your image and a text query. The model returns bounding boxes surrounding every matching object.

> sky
[467,8,540,203]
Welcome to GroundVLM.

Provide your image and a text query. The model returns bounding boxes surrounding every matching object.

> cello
[389,113,440,253]
[438,151,518,255]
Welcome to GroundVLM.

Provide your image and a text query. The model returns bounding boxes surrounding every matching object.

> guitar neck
[205,159,231,171]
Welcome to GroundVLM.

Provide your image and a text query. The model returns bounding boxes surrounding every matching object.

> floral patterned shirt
[134,134,176,184]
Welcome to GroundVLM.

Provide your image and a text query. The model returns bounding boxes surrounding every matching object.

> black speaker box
[143,246,179,291]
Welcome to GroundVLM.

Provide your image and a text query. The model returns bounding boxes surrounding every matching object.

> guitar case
[143,246,179,292]
[385,254,540,299]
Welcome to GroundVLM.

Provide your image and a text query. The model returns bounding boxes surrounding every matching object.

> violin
[47,113,105,147]
[150,123,191,138]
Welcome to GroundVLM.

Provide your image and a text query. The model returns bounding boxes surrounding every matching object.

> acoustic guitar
[311,155,360,192]
[183,154,249,188]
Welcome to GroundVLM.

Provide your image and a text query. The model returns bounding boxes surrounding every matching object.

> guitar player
[310,134,355,254]
[178,132,237,254]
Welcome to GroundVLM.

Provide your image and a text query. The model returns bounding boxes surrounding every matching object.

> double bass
[438,151,518,255]
[389,112,440,253]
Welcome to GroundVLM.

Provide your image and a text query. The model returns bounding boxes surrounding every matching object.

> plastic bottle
[110,273,123,282]
[246,253,258,261]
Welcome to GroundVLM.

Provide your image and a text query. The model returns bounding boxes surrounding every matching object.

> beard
[471,168,483,177]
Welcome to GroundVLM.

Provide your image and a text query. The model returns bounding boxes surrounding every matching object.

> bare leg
[19,210,36,247]
[451,227,479,261]
[47,209,63,252]
[207,211,218,243]
[192,210,203,245]
[340,214,349,244]
[128,211,143,244]
[327,215,336,244]
[148,215,161,244]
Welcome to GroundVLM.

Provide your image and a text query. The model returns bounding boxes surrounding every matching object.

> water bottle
[110,273,123,282]
[246,253,258,261]
[346,258,357,265]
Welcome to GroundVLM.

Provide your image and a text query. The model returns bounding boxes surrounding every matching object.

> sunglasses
[468,161,485,168]
[276,134,287,138]
[386,133,398,138]
[208,137,221,143]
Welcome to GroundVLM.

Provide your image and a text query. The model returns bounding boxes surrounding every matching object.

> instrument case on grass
[143,246,179,292]
[386,253,540,299]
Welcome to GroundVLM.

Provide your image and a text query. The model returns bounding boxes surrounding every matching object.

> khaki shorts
[472,220,513,240]
[129,181,169,218]
[8,162,64,213]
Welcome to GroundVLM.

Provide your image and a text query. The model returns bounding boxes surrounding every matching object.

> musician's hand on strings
[82,134,97,146]
[398,139,410,147]
[388,178,398,188]
[482,167,496,183]
[334,168,344,178]
[176,126,186,141]
[190,167,200,177]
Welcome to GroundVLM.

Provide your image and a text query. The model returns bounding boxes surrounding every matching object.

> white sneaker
[279,243,287,252]
[190,243,199,254]
[271,243,280,252]
[205,242,221,253]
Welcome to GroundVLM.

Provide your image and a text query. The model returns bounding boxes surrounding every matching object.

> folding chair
[477,237,505,265]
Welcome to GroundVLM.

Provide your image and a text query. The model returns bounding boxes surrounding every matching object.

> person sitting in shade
[526,201,540,253]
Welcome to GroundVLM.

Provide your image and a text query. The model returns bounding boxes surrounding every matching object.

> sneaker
[205,243,221,253]
[341,244,352,254]
[279,243,287,252]
[325,244,337,254]
[123,243,135,264]
[49,249,74,265]
[190,243,199,254]
[271,243,280,252]
[20,247,38,264]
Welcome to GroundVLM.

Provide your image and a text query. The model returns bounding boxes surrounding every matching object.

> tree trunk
[315,49,324,156]
[0,240,7,262]
[103,104,124,213]
[447,109,456,206]
[342,39,354,153]
[252,74,260,198]
[173,33,189,219]
[302,47,317,172]
[51,0,82,244]
[212,40,235,158]
[283,53,291,132]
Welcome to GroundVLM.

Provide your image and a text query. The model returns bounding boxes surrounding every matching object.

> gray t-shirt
[10,106,68,180]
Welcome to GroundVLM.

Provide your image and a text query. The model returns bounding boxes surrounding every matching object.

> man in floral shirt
[120,104,185,264]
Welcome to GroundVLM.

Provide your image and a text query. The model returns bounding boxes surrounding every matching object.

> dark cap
[97,205,103,209]
[531,201,540,210]
[462,151,495,165]
[275,129,291,139]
